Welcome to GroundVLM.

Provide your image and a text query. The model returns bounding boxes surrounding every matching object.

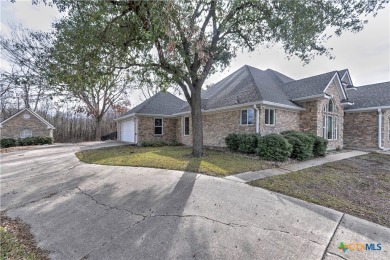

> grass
[0,227,41,260]
[76,145,272,176]
[250,153,390,227]
[0,212,48,260]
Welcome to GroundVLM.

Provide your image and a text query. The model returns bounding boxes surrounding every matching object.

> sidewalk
[225,150,368,183]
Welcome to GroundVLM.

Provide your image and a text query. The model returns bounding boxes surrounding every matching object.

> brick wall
[344,109,390,149]
[344,111,378,148]
[0,110,52,139]
[298,100,320,134]
[176,116,192,146]
[175,107,300,147]
[203,109,256,147]
[137,116,177,143]
[260,107,300,135]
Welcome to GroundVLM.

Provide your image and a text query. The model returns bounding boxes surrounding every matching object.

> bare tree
[0,26,52,111]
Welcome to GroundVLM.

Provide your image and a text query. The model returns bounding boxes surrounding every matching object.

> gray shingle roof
[345,82,390,110]
[121,92,187,116]
[248,66,300,107]
[121,66,356,116]
[280,71,337,99]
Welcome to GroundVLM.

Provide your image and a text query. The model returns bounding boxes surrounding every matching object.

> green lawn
[250,153,390,227]
[76,145,272,176]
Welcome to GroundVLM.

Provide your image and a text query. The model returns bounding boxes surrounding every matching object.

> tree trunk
[191,88,203,157]
[95,117,102,141]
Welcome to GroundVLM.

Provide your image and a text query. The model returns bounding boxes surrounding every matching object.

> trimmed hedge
[282,131,314,160]
[256,134,292,161]
[140,140,182,147]
[225,133,240,152]
[225,133,260,154]
[0,136,53,148]
[306,133,328,156]
[0,138,16,148]
[237,133,260,154]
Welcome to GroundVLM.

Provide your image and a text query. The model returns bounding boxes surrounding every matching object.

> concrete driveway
[1,142,389,260]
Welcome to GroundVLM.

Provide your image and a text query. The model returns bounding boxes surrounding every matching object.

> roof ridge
[245,65,264,101]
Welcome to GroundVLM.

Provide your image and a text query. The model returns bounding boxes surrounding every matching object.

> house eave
[115,113,136,121]
[291,94,331,102]
[344,106,390,113]
[115,113,176,121]
[340,102,354,106]
[172,101,305,116]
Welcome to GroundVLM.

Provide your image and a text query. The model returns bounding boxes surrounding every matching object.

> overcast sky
[1,1,389,106]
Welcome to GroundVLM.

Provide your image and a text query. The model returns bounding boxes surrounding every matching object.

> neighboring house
[116,65,390,150]
[0,108,55,139]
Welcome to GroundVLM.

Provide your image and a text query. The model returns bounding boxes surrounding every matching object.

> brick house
[0,108,55,139]
[116,65,390,150]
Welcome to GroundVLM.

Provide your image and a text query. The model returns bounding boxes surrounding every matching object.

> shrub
[237,133,260,154]
[0,138,16,148]
[306,133,328,156]
[256,134,292,161]
[20,137,35,146]
[13,136,53,147]
[225,133,240,152]
[140,140,182,147]
[283,132,314,160]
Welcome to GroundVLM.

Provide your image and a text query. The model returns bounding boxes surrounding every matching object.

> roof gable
[323,72,347,100]
[119,92,187,118]
[0,108,55,129]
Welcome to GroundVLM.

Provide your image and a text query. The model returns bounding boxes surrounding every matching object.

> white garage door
[121,119,135,142]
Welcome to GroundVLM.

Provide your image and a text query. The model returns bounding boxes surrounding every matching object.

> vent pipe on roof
[378,109,384,150]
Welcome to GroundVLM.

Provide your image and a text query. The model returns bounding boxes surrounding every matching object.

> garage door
[121,119,135,143]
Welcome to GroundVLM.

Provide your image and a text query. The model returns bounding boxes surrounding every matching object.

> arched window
[322,99,338,140]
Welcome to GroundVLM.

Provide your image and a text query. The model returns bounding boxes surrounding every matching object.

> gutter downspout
[378,109,384,149]
[254,105,260,134]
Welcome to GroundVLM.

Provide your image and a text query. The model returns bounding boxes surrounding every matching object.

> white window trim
[20,128,32,139]
[265,109,275,126]
[323,99,338,140]
[154,118,163,136]
[240,109,254,126]
[183,116,190,136]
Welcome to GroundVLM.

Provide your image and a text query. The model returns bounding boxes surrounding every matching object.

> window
[265,109,275,125]
[241,109,254,125]
[183,117,190,136]
[20,128,32,138]
[154,118,163,135]
[322,99,338,140]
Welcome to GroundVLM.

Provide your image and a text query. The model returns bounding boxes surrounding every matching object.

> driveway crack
[150,214,323,245]
[75,186,147,218]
